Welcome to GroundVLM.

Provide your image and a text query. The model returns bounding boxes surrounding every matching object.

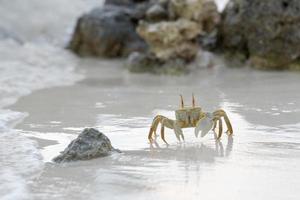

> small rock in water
[53,128,120,163]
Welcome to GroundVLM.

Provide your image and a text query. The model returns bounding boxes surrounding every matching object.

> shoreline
[3,58,300,200]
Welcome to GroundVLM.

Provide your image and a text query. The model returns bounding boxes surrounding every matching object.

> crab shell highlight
[148,95,233,144]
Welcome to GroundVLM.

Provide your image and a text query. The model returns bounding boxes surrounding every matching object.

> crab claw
[195,113,214,138]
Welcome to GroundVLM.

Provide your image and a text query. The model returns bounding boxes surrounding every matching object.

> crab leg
[148,115,183,144]
[223,114,233,135]
[174,121,184,141]
[160,123,168,145]
[217,118,223,139]
[212,120,217,131]
[148,115,160,142]
[213,109,233,135]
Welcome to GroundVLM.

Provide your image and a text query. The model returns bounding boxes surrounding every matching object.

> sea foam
[0,36,83,200]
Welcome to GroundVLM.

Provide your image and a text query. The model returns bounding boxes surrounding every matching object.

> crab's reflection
[146,133,233,163]
[33,136,234,199]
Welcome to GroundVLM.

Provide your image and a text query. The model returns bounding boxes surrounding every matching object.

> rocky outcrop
[146,4,168,22]
[68,4,148,57]
[168,0,220,32]
[220,0,300,70]
[128,0,220,73]
[53,128,120,163]
[126,49,216,74]
[137,0,219,61]
[126,52,188,74]
[137,19,201,61]
[68,0,220,73]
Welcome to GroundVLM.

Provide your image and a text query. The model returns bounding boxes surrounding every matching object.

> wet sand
[10,58,300,200]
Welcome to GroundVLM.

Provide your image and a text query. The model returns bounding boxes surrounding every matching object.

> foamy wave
[0,0,104,45]
[0,0,104,199]
[0,169,30,200]
[0,98,41,199]
[0,39,84,129]
[0,40,83,108]
[0,110,27,131]
[0,130,43,200]
[0,21,84,200]
[0,39,84,198]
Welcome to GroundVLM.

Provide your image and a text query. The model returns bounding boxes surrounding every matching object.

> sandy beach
[1,0,300,199]
[5,58,300,200]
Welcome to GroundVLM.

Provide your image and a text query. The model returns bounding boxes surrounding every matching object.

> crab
[148,95,233,144]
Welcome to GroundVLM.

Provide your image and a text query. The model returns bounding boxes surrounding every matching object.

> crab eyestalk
[180,94,184,108]
[192,93,196,107]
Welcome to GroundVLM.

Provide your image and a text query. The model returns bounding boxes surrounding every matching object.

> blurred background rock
[67,0,300,73]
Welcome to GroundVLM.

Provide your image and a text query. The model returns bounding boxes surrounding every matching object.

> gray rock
[53,128,120,163]
[146,4,168,22]
[105,0,155,21]
[68,5,147,57]
[198,30,218,50]
[105,0,149,7]
[126,51,161,73]
[219,0,300,70]
[126,52,189,75]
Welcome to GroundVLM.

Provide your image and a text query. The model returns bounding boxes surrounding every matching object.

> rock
[220,0,300,70]
[137,19,201,60]
[168,0,220,33]
[53,128,120,163]
[136,0,220,63]
[198,30,218,50]
[104,0,153,21]
[200,1,220,33]
[194,50,215,69]
[168,0,204,21]
[126,52,189,74]
[126,52,161,72]
[146,4,168,22]
[68,5,147,57]
[105,0,149,7]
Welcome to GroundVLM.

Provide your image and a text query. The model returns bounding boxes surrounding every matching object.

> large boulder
[68,5,147,57]
[53,128,120,163]
[220,0,300,70]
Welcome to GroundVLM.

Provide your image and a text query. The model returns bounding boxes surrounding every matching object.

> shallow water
[0,0,102,199]
[9,60,300,200]
[0,0,300,199]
